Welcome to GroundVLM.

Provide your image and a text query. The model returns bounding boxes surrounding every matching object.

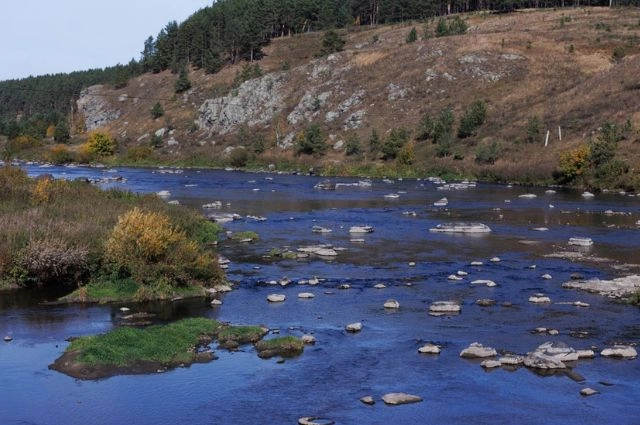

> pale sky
[0,0,213,81]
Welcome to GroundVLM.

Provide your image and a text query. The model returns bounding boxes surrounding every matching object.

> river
[1,164,639,424]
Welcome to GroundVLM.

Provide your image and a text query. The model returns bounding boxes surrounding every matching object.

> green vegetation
[151,102,165,119]
[84,131,117,156]
[320,30,346,56]
[296,124,326,156]
[406,27,418,43]
[229,231,259,242]
[66,317,221,367]
[174,66,192,93]
[255,336,304,359]
[458,101,487,138]
[435,16,468,37]
[0,167,223,295]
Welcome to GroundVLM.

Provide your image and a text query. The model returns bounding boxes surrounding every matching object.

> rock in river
[383,299,400,309]
[460,342,497,358]
[429,301,461,316]
[382,392,423,405]
[418,344,441,354]
[601,345,637,359]
[267,294,286,303]
[346,322,363,333]
[524,341,578,369]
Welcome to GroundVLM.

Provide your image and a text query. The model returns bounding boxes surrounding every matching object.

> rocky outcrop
[197,72,288,135]
[77,85,121,130]
[562,275,640,299]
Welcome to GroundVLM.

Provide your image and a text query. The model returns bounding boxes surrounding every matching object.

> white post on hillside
[558,126,562,141]
[545,130,550,147]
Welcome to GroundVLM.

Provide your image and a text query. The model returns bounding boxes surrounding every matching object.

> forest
[0,0,636,140]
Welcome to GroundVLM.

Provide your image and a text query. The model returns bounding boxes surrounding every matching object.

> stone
[541,274,553,280]
[360,396,375,405]
[298,292,315,299]
[298,417,335,425]
[524,341,578,369]
[499,355,524,366]
[374,283,386,289]
[382,392,423,405]
[460,342,497,358]
[4,335,12,342]
[601,345,637,359]
[301,335,316,345]
[429,301,461,315]
[210,299,222,306]
[384,299,400,309]
[529,294,551,303]
[576,349,595,359]
[562,275,640,299]
[346,322,363,333]
[448,274,463,281]
[267,294,286,303]
[472,279,496,287]
[489,257,501,262]
[580,388,599,396]
[476,299,496,307]
[481,360,502,369]
[418,344,441,354]
[574,301,590,307]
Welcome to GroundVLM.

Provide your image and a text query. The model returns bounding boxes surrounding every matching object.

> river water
[1,164,639,425]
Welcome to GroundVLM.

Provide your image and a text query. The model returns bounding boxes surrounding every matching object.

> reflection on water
[1,164,639,425]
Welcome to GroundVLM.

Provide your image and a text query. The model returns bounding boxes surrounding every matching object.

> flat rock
[301,335,316,345]
[298,292,315,299]
[382,392,423,405]
[418,344,441,354]
[481,360,502,369]
[601,345,637,359]
[298,417,335,425]
[360,396,375,405]
[524,341,578,369]
[383,299,400,309]
[471,279,496,287]
[580,388,599,396]
[499,355,524,366]
[460,342,497,358]
[267,294,286,303]
[346,322,363,333]
[562,275,640,299]
[374,283,386,289]
[429,301,461,315]
[529,295,551,303]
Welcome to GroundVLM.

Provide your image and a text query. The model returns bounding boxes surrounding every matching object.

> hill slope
[68,8,640,186]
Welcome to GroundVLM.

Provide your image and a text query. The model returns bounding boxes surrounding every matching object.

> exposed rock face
[562,275,640,299]
[197,72,288,135]
[77,85,121,130]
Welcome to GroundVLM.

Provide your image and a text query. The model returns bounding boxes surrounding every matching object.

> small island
[49,317,304,380]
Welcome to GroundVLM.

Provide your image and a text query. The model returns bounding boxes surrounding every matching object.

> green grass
[68,318,221,367]
[217,325,267,344]
[230,231,259,242]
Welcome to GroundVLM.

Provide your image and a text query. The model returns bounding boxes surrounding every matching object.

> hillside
[24,8,640,186]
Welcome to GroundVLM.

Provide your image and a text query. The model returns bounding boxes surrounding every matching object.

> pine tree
[174,66,192,93]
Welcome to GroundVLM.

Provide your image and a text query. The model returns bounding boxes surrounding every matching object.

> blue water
[1,164,639,424]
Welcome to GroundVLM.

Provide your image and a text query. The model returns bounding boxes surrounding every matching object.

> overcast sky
[0,0,212,81]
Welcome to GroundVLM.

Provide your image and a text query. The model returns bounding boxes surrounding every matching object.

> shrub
[526,116,541,144]
[54,120,70,143]
[396,140,415,166]
[345,133,362,156]
[124,146,154,162]
[233,64,262,87]
[85,131,117,156]
[320,30,345,56]
[296,124,326,156]
[416,114,435,141]
[406,27,417,43]
[558,145,590,182]
[368,129,381,155]
[475,141,501,164]
[104,207,218,287]
[174,66,192,93]
[228,147,249,167]
[48,144,76,164]
[31,175,71,204]
[19,238,89,286]
[150,102,164,119]
[612,46,626,62]
[434,108,454,144]
[382,128,409,160]
[436,16,467,37]
[458,100,487,138]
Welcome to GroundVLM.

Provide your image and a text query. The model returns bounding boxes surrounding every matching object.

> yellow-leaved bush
[104,207,220,287]
[32,175,71,204]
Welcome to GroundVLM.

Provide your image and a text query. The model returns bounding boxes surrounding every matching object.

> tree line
[1,0,635,138]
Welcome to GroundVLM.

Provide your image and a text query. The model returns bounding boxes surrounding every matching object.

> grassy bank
[0,166,224,299]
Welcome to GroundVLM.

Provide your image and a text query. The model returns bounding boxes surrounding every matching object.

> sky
[0,0,213,81]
